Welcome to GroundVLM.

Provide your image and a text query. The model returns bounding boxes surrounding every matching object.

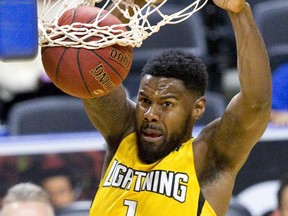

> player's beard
[136,117,192,164]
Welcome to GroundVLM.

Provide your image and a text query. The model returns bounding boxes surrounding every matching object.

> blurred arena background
[0,0,288,215]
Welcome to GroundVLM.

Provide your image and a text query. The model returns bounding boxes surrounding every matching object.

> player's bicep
[223,93,270,140]
[83,85,135,141]
[211,93,270,170]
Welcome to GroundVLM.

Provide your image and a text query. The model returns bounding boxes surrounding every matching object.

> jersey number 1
[124,199,137,216]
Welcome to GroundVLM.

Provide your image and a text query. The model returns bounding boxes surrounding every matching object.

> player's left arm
[204,1,272,172]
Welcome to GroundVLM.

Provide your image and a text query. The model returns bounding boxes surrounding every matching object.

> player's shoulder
[192,119,228,180]
[195,118,221,142]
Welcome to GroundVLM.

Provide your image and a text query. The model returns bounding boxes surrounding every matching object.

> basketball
[41,6,134,98]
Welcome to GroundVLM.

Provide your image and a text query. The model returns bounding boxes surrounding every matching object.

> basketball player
[1,182,55,216]
[83,0,271,215]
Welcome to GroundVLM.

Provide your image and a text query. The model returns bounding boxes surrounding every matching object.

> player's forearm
[83,86,127,129]
[229,4,271,105]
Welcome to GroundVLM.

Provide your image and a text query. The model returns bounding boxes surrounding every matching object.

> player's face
[135,75,195,164]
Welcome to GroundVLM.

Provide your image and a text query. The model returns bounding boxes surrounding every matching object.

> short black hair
[141,50,208,96]
[38,167,76,188]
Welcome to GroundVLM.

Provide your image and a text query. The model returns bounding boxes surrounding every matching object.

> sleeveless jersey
[90,133,217,216]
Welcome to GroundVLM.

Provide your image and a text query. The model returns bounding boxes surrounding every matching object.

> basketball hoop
[38,0,208,49]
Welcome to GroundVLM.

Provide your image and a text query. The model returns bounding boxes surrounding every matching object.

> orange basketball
[41,6,133,98]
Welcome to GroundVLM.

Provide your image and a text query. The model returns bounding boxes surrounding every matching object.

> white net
[38,0,208,49]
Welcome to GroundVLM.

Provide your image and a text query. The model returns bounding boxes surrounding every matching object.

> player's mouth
[142,128,163,143]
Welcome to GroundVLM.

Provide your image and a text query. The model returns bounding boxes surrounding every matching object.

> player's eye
[139,97,150,104]
[163,101,173,107]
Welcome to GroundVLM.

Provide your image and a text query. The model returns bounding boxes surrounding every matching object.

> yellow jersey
[90,132,217,216]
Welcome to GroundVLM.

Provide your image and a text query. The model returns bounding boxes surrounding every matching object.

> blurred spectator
[0,53,65,124]
[270,63,288,126]
[0,55,43,100]
[0,54,43,122]
[1,182,55,216]
[0,0,63,124]
[269,174,288,216]
[38,167,78,209]
[19,152,105,202]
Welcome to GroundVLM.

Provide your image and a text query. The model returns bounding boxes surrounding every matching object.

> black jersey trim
[197,191,205,216]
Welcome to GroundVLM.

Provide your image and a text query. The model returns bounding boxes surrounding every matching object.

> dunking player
[83,0,271,215]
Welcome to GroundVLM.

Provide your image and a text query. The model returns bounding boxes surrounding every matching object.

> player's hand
[151,0,164,3]
[134,0,164,5]
[212,0,247,13]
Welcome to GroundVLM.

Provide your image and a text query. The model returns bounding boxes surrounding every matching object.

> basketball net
[38,0,208,49]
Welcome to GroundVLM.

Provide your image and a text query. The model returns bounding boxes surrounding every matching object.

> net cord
[38,0,208,49]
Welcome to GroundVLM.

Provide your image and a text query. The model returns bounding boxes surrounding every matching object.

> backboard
[0,0,38,61]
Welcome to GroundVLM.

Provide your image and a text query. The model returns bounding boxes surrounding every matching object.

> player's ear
[192,96,206,120]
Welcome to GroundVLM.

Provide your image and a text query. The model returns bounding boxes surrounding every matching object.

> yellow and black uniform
[90,132,217,216]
